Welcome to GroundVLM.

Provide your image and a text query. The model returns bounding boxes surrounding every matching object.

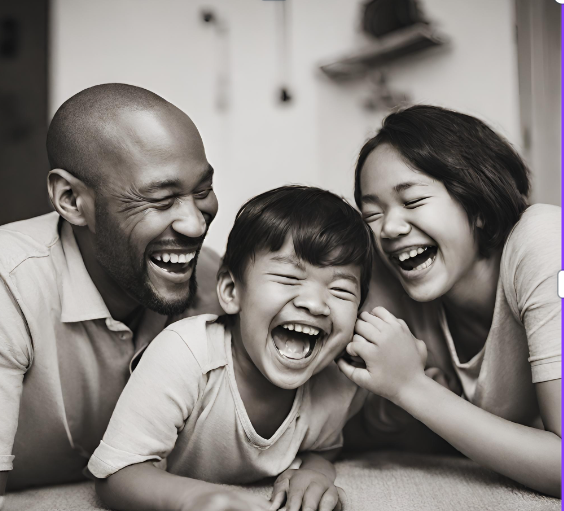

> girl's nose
[381,210,411,239]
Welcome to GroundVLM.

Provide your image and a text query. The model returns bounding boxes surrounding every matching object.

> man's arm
[0,277,33,495]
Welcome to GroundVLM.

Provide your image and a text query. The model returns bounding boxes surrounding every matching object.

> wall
[50,0,523,255]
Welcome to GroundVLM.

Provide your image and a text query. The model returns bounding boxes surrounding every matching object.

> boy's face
[232,238,361,389]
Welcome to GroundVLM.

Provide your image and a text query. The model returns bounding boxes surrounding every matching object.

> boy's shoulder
[165,314,229,374]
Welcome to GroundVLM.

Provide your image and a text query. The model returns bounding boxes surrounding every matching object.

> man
[0,84,223,492]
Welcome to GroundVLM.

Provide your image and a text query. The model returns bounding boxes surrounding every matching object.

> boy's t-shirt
[88,314,365,484]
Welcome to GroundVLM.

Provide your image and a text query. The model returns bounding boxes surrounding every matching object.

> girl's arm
[96,461,270,511]
[338,308,561,497]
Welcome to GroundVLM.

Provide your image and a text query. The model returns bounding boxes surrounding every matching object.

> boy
[88,186,374,511]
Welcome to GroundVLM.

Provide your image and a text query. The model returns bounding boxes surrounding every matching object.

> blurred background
[0,0,560,255]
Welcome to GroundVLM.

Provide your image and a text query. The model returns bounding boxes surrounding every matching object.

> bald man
[0,84,223,492]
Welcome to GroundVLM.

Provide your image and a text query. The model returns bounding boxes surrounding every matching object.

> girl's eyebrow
[362,180,429,204]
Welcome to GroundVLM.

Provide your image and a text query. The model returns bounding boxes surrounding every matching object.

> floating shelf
[319,23,448,81]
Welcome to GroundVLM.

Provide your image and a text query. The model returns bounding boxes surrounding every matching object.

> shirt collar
[59,220,114,323]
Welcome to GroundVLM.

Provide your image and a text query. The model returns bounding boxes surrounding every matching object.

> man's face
[92,107,218,315]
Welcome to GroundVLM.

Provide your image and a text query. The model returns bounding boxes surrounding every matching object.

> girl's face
[359,144,481,302]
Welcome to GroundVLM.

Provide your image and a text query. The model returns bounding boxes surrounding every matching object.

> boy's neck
[230,322,297,440]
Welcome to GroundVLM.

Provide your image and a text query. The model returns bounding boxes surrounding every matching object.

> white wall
[51,0,521,255]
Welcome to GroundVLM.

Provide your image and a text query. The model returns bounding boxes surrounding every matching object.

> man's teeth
[281,323,320,336]
[398,246,428,262]
[153,252,195,264]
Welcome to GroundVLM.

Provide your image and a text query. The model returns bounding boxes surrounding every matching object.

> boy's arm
[96,461,269,511]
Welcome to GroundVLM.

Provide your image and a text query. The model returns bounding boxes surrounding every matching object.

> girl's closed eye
[404,197,429,208]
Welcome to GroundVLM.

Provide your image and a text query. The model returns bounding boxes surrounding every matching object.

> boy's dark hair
[354,105,530,257]
[223,186,374,306]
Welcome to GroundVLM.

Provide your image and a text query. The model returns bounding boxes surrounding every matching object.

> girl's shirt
[88,314,365,484]
[440,204,561,426]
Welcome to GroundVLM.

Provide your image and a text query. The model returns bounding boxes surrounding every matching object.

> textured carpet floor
[5,452,560,511]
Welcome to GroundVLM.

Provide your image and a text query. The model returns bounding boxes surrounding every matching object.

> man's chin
[142,275,198,316]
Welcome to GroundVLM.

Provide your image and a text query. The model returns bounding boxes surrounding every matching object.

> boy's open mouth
[271,322,326,361]
[391,245,437,272]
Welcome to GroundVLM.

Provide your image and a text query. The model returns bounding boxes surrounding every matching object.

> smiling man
[0,84,222,492]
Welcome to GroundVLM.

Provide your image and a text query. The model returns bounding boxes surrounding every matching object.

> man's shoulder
[0,212,61,273]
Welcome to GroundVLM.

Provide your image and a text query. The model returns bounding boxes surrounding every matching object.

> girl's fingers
[368,306,399,324]
[358,311,386,331]
[337,358,372,388]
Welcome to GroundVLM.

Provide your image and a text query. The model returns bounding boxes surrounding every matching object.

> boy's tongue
[272,327,311,360]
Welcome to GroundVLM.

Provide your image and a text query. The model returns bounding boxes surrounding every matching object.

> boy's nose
[293,289,330,316]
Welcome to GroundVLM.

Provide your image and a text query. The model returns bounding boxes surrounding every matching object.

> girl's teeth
[155,254,162,261]
[178,254,186,263]
[409,249,417,257]
[162,254,170,263]
[170,254,179,263]
[417,247,424,254]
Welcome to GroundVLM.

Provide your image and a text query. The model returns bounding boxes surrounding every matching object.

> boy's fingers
[269,490,286,510]
[318,487,339,511]
[336,487,347,510]
[286,490,306,511]
[302,483,328,511]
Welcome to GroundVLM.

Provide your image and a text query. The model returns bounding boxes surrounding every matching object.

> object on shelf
[361,0,428,38]
[319,23,447,81]
[362,70,409,111]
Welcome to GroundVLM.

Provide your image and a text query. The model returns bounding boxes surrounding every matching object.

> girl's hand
[269,468,344,511]
[337,307,427,403]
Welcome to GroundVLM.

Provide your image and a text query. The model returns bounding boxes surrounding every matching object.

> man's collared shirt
[0,212,221,489]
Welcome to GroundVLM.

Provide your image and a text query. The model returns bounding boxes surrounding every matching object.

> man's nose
[171,198,207,238]
[381,210,411,239]
[293,287,330,316]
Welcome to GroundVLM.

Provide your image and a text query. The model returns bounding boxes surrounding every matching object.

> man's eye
[153,197,176,209]
[194,187,213,200]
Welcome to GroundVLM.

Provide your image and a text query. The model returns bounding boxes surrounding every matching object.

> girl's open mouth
[392,245,437,272]
[271,323,326,361]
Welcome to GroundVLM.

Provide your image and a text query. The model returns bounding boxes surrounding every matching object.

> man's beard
[94,205,201,316]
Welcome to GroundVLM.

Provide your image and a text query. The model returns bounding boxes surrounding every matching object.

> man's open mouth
[149,251,196,274]
[392,245,437,272]
[271,322,326,361]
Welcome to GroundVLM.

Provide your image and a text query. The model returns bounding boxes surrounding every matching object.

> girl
[339,105,561,496]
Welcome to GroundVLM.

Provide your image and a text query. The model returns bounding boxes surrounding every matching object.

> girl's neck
[443,249,502,327]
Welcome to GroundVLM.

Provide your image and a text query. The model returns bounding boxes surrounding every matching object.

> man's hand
[337,307,427,403]
[269,468,344,511]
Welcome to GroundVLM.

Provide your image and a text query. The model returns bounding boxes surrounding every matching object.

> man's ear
[217,266,241,315]
[47,169,96,229]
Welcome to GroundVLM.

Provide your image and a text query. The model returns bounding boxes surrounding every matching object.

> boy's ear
[217,266,241,315]
[47,169,96,230]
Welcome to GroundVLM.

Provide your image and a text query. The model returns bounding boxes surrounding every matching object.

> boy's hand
[185,488,270,511]
[337,307,427,403]
[270,468,344,511]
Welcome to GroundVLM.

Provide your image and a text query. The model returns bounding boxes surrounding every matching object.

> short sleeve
[0,276,33,471]
[502,205,561,383]
[87,329,205,478]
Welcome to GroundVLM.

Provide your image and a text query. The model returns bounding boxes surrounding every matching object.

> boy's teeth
[162,254,170,263]
[281,324,320,336]
[278,339,310,360]
[170,254,179,263]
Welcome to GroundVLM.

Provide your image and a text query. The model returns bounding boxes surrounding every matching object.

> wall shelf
[319,23,448,81]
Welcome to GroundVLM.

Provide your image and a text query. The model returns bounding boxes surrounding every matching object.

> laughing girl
[339,105,561,496]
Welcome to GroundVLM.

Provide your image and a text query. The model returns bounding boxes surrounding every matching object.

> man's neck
[72,225,142,325]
